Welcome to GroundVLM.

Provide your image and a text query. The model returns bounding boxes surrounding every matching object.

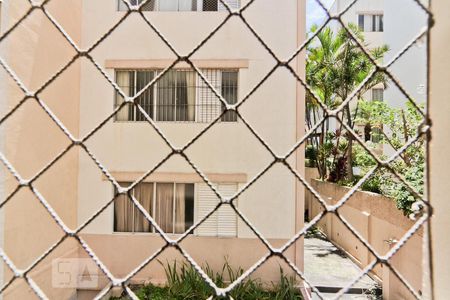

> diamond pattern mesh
[0,0,434,299]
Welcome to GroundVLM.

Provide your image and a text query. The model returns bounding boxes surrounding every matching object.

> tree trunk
[345,104,354,180]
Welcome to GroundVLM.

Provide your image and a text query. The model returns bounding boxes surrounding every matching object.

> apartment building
[328,0,385,112]
[330,0,427,105]
[0,0,305,298]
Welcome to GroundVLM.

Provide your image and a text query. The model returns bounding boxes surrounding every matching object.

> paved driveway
[304,234,381,299]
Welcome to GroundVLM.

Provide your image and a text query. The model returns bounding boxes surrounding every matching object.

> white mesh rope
[0,0,434,299]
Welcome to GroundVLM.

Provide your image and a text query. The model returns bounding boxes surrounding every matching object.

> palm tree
[306,23,388,180]
[306,25,344,179]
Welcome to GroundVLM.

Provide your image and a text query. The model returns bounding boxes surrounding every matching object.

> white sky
[306,0,335,32]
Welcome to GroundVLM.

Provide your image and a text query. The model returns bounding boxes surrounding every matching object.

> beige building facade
[0,0,305,298]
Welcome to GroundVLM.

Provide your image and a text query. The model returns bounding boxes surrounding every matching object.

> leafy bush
[305,144,318,162]
[390,163,424,215]
[111,260,302,300]
[305,24,424,216]
[352,101,425,216]
[305,145,318,167]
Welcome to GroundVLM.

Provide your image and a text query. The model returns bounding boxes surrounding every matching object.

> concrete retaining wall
[304,168,423,300]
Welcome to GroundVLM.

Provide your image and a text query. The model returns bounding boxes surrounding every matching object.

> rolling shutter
[196,183,238,237]
[196,183,219,236]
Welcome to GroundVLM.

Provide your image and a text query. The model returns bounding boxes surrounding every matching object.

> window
[203,0,218,11]
[357,14,383,32]
[114,182,195,233]
[370,88,384,143]
[115,70,155,121]
[159,0,197,11]
[117,0,239,11]
[373,14,383,32]
[156,70,196,121]
[372,88,384,102]
[115,69,239,123]
[358,14,364,31]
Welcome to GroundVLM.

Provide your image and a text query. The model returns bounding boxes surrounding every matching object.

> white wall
[0,0,9,292]
[330,0,427,107]
[78,0,301,239]
[329,0,384,49]
[384,0,427,109]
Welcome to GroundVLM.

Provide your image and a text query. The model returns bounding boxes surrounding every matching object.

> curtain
[157,70,176,121]
[178,0,196,11]
[187,71,196,121]
[141,0,156,11]
[176,71,195,121]
[218,0,239,11]
[155,183,174,233]
[136,71,154,121]
[176,72,187,121]
[133,183,153,232]
[116,71,133,121]
[196,69,221,122]
[114,193,134,232]
[158,0,179,11]
[174,184,186,233]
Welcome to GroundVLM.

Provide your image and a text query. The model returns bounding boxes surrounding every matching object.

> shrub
[111,260,303,300]
[305,145,317,161]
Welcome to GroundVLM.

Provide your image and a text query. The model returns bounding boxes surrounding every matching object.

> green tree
[354,100,425,215]
[306,24,388,180]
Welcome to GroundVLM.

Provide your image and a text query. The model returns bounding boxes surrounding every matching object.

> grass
[111,260,303,300]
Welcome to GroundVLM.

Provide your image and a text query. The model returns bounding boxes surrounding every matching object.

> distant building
[329,0,427,151]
